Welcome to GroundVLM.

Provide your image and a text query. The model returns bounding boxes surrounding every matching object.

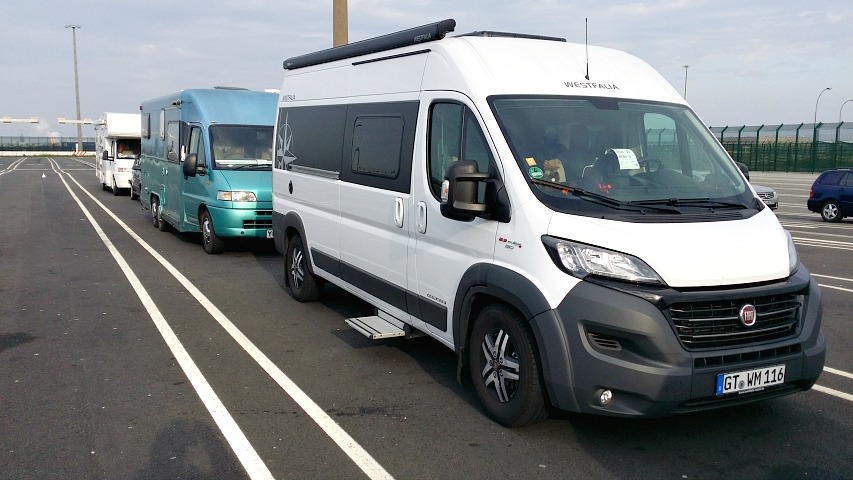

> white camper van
[272,20,825,426]
[95,112,141,195]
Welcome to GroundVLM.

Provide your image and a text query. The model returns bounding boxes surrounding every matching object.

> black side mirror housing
[183,153,198,177]
[440,160,510,223]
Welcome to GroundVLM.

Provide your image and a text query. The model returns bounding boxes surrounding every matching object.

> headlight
[217,191,257,202]
[786,230,798,274]
[542,236,665,285]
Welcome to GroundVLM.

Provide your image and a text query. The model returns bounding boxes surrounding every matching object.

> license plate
[266,229,274,239]
[715,364,785,396]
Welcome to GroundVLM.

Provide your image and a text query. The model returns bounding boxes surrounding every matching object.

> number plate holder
[715,364,786,397]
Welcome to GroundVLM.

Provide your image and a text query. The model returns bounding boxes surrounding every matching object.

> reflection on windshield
[490,97,753,213]
[210,125,274,170]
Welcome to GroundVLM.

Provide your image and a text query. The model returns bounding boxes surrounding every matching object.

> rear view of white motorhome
[95,112,141,195]
[272,19,825,427]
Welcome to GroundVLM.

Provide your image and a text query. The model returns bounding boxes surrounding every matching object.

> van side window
[428,102,495,198]
[188,126,207,168]
[166,121,180,163]
[351,115,403,178]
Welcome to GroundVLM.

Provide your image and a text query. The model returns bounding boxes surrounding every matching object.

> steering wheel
[638,157,662,173]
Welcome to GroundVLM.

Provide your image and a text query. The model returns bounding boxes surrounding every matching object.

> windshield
[490,97,755,215]
[210,125,274,170]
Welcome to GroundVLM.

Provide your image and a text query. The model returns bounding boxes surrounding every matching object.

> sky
[1,0,851,138]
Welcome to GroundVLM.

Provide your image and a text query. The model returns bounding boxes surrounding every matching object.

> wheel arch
[452,264,552,383]
[278,212,316,288]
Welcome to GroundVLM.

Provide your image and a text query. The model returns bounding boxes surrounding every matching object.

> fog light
[598,389,614,407]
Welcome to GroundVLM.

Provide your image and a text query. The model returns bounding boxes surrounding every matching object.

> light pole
[840,99,853,123]
[682,65,689,99]
[811,87,831,169]
[814,87,831,126]
[65,24,83,152]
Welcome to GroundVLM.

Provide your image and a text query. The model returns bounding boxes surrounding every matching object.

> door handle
[394,197,404,228]
[417,201,427,234]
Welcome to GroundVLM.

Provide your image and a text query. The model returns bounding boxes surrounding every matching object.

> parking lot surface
[1,157,851,479]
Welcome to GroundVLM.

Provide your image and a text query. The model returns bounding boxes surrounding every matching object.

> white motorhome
[271,19,825,426]
[95,112,141,195]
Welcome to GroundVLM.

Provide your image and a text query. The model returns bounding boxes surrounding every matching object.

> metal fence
[710,122,853,173]
[0,136,95,152]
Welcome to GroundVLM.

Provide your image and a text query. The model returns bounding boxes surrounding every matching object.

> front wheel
[821,200,843,223]
[200,210,226,254]
[468,304,547,427]
[285,234,320,302]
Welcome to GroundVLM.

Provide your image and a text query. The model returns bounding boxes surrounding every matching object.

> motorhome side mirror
[440,160,490,221]
[102,150,109,161]
[183,153,198,178]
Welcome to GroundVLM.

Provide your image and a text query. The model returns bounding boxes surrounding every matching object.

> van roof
[141,88,277,126]
[280,20,685,106]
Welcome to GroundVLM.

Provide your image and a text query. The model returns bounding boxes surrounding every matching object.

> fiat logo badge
[739,304,757,327]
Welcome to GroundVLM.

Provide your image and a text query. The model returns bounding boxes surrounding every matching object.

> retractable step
[345,310,407,339]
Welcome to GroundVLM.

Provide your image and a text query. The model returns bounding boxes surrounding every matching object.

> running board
[345,311,410,339]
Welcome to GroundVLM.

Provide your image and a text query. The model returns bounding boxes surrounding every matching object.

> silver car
[752,184,778,209]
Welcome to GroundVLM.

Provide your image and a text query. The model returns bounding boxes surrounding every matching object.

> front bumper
[531,266,825,417]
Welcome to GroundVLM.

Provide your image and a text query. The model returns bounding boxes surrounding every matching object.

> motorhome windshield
[210,125,274,170]
[490,96,755,215]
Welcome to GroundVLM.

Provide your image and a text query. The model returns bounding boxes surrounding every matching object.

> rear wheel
[200,210,226,254]
[468,304,547,427]
[285,234,320,302]
[151,196,168,231]
[821,200,843,222]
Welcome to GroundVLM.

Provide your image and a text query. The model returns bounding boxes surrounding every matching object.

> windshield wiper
[630,197,746,209]
[531,179,679,213]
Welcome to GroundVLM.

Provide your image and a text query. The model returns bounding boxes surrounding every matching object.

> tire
[285,234,320,302]
[200,210,226,254]
[151,196,168,232]
[821,200,843,223]
[468,304,548,427]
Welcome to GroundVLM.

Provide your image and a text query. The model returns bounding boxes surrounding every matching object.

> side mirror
[736,161,750,181]
[102,150,109,161]
[440,160,510,222]
[183,153,198,177]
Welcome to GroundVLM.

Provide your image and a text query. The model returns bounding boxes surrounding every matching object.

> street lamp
[840,99,853,123]
[682,64,689,99]
[814,87,831,126]
[2,117,39,124]
[65,24,83,152]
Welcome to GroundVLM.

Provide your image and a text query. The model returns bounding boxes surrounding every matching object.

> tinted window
[275,105,346,172]
[820,171,845,185]
[351,116,403,178]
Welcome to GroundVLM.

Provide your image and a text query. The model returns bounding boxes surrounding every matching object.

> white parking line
[825,367,853,380]
[53,160,395,480]
[812,385,853,402]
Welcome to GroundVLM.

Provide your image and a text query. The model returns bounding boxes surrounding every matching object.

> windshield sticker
[609,148,641,170]
[529,166,544,179]
[525,156,538,167]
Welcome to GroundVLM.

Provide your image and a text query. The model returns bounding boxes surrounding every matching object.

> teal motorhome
[140,88,277,253]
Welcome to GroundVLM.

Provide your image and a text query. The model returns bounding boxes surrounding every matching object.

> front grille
[243,219,272,229]
[669,294,801,349]
[242,210,272,229]
[757,192,775,200]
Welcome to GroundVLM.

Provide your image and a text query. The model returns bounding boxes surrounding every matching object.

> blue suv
[807,167,853,222]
